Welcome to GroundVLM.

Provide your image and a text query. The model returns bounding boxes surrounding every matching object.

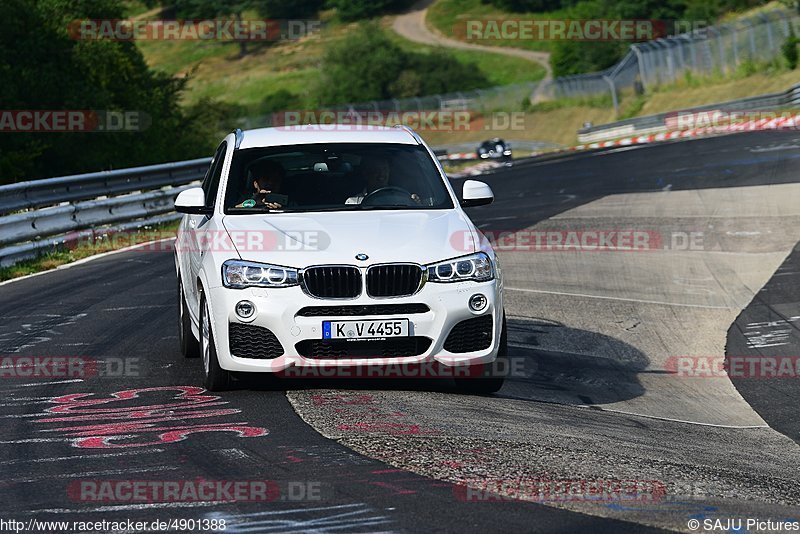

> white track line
[12,379,85,387]
[0,449,164,466]
[0,237,176,288]
[28,502,229,513]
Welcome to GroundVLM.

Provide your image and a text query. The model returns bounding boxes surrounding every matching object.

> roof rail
[233,128,244,149]
[393,124,422,144]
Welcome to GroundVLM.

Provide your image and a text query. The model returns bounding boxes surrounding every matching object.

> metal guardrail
[0,160,210,267]
[577,82,800,143]
[0,157,211,215]
[0,187,194,248]
[0,213,184,268]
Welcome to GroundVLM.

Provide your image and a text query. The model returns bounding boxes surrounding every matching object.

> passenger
[236,160,286,209]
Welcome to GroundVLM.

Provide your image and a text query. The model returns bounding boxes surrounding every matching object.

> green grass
[121,0,152,18]
[132,6,546,119]
[136,18,335,114]
[417,62,800,148]
[0,222,180,282]
[385,23,546,86]
[426,0,556,53]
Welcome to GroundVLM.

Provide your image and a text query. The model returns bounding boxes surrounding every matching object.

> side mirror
[175,187,212,215]
[461,180,494,208]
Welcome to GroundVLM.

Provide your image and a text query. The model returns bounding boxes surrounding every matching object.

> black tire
[200,294,233,391]
[178,277,200,359]
[454,313,507,394]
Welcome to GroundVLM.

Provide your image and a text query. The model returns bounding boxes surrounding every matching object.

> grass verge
[426,0,555,53]
[0,221,180,282]
[134,9,546,118]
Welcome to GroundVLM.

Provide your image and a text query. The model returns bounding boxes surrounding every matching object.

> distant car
[174,125,507,393]
[477,138,512,166]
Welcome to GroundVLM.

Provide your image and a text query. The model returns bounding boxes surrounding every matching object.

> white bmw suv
[174,125,506,392]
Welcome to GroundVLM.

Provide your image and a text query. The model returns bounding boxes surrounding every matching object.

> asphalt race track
[1,130,799,532]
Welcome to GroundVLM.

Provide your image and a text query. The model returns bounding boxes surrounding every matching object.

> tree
[317,25,490,105]
[328,0,415,21]
[783,28,799,69]
[480,0,564,12]
[548,0,627,76]
[173,0,264,57]
[0,0,226,182]
[260,0,325,18]
[317,25,407,103]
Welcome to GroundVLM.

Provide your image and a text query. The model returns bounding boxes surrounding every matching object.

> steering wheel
[360,186,417,207]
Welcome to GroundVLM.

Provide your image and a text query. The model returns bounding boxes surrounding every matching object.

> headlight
[222,259,299,289]
[427,252,494,283]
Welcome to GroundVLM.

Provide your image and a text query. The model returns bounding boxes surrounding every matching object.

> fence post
[715,27,726,75]
[703,37,713,74]
[763,14,774,52]
[631,45,647,92]
[602,75,619,115]
[666,42,676,81]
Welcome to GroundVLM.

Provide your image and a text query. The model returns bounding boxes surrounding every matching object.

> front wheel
[454,313,507,394]
[200,295,233,391]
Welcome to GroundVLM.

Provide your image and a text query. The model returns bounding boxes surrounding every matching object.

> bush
[480,0,564,11]
[783,30,799,69]
[260,89,302,113]
[329,0,415,21]
[261,0,325,18]
[546,0,770,75]
[548,0,628,77]
[0,0,226,183]
[317,25,490,105]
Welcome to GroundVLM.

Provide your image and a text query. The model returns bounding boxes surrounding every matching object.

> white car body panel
[176,126,503,374]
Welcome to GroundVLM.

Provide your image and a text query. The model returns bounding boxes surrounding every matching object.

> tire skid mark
[28,386,268,449]
[310,393,440,437]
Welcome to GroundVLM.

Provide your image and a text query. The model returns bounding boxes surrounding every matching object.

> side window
[202,141,227,208]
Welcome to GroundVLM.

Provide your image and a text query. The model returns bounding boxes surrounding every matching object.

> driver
[345,157,390,205]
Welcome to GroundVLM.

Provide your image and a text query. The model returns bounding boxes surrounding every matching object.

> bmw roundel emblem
[355,253,369,261]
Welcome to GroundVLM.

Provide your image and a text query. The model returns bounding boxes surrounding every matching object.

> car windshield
[223,143,454,213]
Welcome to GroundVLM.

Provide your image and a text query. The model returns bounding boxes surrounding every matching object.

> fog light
[469,293,487,311]
[235,300,255,319]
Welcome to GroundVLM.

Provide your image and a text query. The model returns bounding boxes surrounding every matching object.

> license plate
[323,319,409,339]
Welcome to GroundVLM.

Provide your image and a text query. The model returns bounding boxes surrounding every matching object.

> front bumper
[206,279,503,372]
